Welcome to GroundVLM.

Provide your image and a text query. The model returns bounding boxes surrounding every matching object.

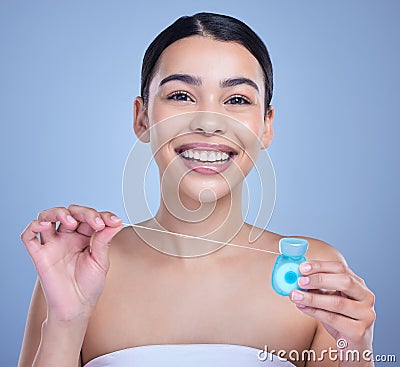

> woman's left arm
[289,245,376,366]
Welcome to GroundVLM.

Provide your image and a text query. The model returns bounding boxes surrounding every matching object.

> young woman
[18,12,376,367]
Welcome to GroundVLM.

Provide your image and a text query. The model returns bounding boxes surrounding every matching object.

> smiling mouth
[175,143,238,174]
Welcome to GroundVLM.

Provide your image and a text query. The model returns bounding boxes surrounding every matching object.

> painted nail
[299,276,310,286]
[111,215,121,222]
[40,221,51,226]
[66,215,76,224]
[95,217,105,226]
[291,291,304,301]
[300,262,312,273]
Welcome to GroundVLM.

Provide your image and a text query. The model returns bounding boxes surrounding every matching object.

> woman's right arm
[18,278,50,366]
[18,278,86,367]
[18,205,123,367]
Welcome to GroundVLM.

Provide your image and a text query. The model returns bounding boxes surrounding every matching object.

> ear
[261,105,275,149]
[133,96,150,143]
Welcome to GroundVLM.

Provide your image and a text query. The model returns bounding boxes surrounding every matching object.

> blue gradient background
[1,1,399,365]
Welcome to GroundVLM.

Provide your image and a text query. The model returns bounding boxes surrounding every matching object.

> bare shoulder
[251,225,346,265]
[107,225,145,258]
[105,224,156,274]
[288,234,347,264]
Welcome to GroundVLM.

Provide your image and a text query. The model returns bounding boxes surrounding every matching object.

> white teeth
[179,149,232,163]
[199,152,208,162]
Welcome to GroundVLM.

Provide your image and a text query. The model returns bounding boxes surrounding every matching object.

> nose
[189,112,228,135]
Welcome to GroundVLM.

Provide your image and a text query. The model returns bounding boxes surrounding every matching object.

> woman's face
[134,36,274,204]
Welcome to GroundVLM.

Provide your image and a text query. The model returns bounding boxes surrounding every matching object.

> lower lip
[178,154,236,175]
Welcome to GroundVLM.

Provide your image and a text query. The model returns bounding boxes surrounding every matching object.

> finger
[99,211,123,227]
[300,260,367,288]
[298,273,368,301]
[299,260,348,276]
[20,220,50,259]
[66,204,105,232]
[38,207,78,234]
[295,305,369,343]
[75,222,96,237]
[89,224,124,272]
[290,290,366,320]
[72,212,122,237]
[348,269,367,287]
[38,222,57,244]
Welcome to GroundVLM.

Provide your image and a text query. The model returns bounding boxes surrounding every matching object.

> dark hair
[141,12,273,115]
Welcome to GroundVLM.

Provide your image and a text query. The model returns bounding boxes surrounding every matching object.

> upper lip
[175,142,239,156]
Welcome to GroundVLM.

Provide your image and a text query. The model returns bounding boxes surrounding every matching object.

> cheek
[147,93,182,126]
[146,121,173,173]
[149,104,171,125]
[238,120,265,176]
[148,113,196,169]
[245,112,265,137]
[147,95,200,153]
[236,118,265,157]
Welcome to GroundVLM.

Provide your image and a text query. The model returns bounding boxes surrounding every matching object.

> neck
[147,182,245,257]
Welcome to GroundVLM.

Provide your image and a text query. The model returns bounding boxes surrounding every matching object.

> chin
[179,173,240,204]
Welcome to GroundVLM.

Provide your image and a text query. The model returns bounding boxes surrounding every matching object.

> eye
[225,95,251,105]
[167,91,195,102]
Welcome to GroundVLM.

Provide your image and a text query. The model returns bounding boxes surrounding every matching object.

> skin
[18,36,376,367]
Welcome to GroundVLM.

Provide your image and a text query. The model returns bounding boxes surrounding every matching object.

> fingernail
[296,304,306,309]
[298,276,310,286]
[95,217,105,226]
[111,215,121,222]
[66,215,76,224]
[40,221,51,226]
[300,262,312,273]
[291,291,304,301]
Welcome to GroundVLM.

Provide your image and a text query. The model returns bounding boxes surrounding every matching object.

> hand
[289,260,376,348]
[20,205,124,321]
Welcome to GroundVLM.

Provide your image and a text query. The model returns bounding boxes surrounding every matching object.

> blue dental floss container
[271,238,309,296]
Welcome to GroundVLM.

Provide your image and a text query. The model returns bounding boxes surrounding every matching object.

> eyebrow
[220,77,259,93]
[159,74,259,93]
[159,74,201,87]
